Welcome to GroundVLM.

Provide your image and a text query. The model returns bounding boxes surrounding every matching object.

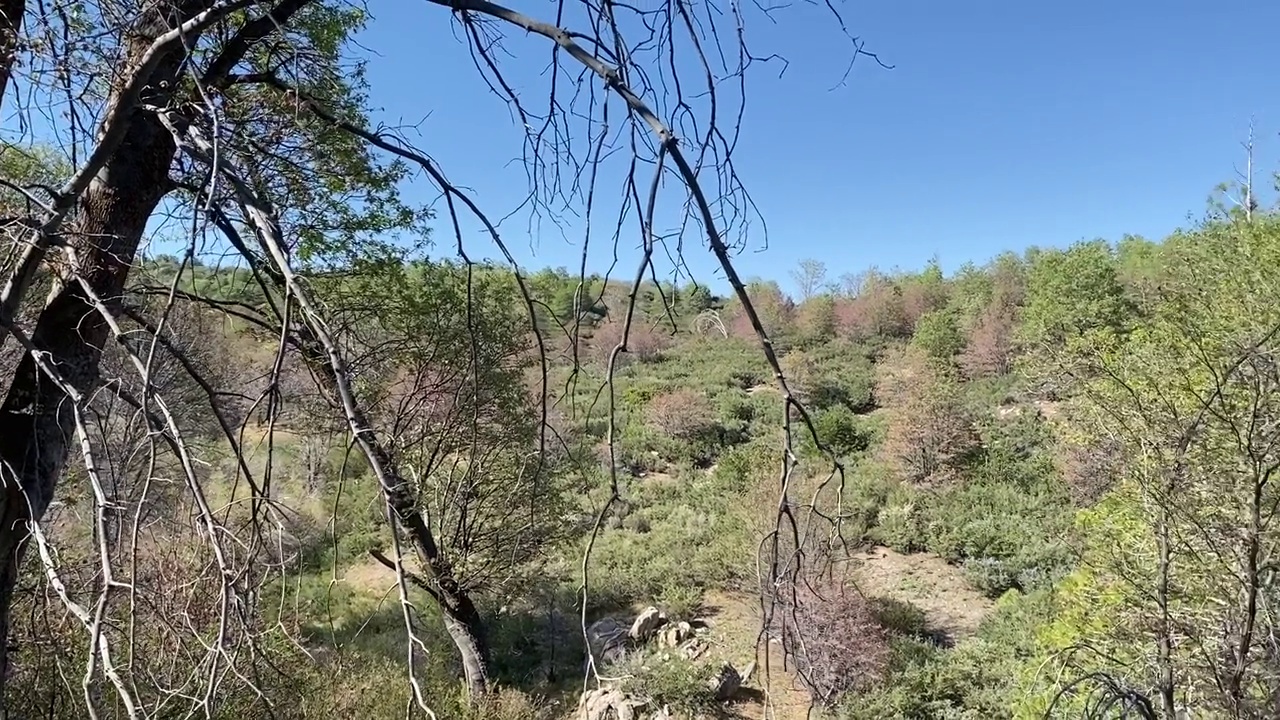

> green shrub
[801,405,872,458]
[839,589,1055,719]
[869,597,929,638]
[870,484,927,553]
[589,502,749,602]
[656,585,704,621]
[912,308,966,361]
[920,479,1072,597]
[714,440,773,490]
[621,383,663,410]
[618,652,717,715]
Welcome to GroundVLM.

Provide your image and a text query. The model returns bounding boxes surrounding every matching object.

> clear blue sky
[350,1,1280,295]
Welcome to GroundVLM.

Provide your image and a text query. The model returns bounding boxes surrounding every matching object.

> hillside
[9,199,1279,719]
[2,2,1278,718]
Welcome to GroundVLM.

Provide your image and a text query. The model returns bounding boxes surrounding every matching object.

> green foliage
[840,590,1053,719]
[588,497,750,600]
[800,404,872,458]
[528,266,608,326]
[868,597,928,637]
[784,340,876,412]
[0,143,70,214]
[61,166,1280,719]
[912,307,965,360]
[683,283,714,313]
[617,652,717,715]
[1021,239,1134,352]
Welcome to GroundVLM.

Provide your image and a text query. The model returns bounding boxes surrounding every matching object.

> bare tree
[791,258,829,302]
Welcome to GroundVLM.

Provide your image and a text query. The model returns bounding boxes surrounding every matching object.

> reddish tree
[899,282,948,332]
[958,301,1017,378]
[726,281,795,342]
[876,346,979,484]
[589,318,673,367]
[645,388,717,440]
[834,277,911,341]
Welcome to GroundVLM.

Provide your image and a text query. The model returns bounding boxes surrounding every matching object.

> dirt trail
[698,590,812,720]
[846,545,995,643]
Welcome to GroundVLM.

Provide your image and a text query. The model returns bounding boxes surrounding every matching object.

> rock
[579,687,645,720]
[707,662,742,701]
[679,638,708,660]
[649,706,673,720]
[579,688,617,720]
[629,605,666,641]
[658,621,693,648]
[587,617,631,666]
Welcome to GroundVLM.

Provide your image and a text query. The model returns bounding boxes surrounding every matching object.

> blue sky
[352,1,1280,295]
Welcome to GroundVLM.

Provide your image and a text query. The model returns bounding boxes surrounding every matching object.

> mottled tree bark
[0,0,24,111]
[0,6,189,710]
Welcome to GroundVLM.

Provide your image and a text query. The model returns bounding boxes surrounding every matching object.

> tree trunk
[441,597,491,698]
[0,6,187,709]
[0,0,24,112]
[239,241,496,700]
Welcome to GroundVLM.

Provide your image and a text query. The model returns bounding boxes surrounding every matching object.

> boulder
[629,605,666,641]
[679,638,708,660]
[658,621,693,648]
[587,617,631,666]
[579,688,644,720]
[707,662,742,701]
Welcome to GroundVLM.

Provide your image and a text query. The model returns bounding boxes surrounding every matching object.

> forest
[0,1,1276,719]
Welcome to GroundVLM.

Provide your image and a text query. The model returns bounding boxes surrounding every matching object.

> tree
[834,269,912,341]
[876,346,978,483]
[0,4,337,712]
[0,0,863,714]
[683,283,714,313]
[359,263,566,603]
[796,294,838,346]
[912,308,964,361]
[1021,239,1133,350]
[790,258,828,301]
[726,280,795,346]
[958,300,1017,378]
[1037,214,1280,718]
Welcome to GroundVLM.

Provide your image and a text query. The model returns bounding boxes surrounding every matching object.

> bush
[838,590,1054,719]
[617,652,717,715]
[802,405,872,458]
[921,467,1072,597]
[869,597,929,638]
[714,441,773,490]
[646,388,718,441]
[770,576,892,706]
[870,483,926,553]
[589,502,748,601]
[781,341,876,412]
